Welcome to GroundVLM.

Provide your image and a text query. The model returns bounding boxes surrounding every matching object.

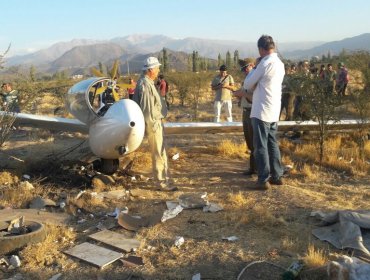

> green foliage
[290,74,341,165]
[226,51,232,70]
[29,65,36,82]
[192,51,199,72]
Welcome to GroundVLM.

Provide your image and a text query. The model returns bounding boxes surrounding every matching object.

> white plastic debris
[22,174,31,180]
[174,236,185,248]
[75,190,86,200]
[59,202,66,209]
[172,153,180,160]
[48,273,62,280]
[203,203,223,213]
[192,273,201,280]
[9,255,21,268]
[108,207,129,219]
[222,236,239,242]
[161,205,183,222]
[166,201,179,211]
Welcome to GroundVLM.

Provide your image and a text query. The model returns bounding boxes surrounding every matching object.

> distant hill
[6,38,104,66]
[49,43,124,71]
[283,33,370,59]
[3,33,369,74]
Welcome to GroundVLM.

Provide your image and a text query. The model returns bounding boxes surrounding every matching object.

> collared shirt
[211,74,234,101]
[133,75,164,132]
[243,53,285,122]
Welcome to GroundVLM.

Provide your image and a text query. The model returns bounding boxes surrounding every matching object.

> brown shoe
[269,177,284,185]
[157,182,178,192]
[248,181,270,191]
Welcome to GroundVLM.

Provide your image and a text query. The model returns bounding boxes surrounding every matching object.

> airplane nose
[88,99,145,159]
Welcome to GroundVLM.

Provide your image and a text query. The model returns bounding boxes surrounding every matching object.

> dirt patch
[0,112,369,279]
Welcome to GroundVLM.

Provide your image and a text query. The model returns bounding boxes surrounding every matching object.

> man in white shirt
[243,35,285,190]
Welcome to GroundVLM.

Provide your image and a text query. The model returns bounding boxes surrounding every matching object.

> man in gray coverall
[133,57,176,192]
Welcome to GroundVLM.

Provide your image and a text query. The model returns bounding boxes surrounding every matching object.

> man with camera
[211,65,235,122]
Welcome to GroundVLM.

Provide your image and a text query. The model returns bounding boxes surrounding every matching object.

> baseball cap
[219,65,227,71]
[142,57,162,70]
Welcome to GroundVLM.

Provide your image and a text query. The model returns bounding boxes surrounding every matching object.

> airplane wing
[163,120,366,134]
[0,111,88,133]
[3,111,366,135]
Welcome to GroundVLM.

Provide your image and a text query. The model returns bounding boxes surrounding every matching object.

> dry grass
[20,224,77,275]
[302,244,328,268]
[214,139,246,158]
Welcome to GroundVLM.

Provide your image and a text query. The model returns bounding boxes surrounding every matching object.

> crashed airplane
[1,77,368,174]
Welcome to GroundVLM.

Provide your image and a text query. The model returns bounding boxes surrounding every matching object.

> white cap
[142,57,161,70]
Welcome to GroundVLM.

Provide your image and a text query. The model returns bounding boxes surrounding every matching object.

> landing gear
[94,158,119,175]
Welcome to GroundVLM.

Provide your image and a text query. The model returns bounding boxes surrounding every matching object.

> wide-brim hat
[142,57,162,70]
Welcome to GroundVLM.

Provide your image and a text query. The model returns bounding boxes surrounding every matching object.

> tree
[226,51,232,70]
[291,74,341,166]
[162,48,169,73]
[233,50,239,69]
[98,62,104,75]
[217,53,222,67]
[192,51,199,73]
[29,65,36,82]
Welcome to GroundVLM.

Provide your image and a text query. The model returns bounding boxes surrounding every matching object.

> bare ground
[0,127,369,280]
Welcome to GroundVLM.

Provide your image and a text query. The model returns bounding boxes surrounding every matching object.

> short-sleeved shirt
[211,75,234,101]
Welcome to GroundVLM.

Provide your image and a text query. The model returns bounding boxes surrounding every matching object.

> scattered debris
[120,256,144,267]
[192,273,201,280]
[178,193,208,209]
[281,260,304,279]
[0,209,70,226]
[0,219,47,255]
[22,174,31,180]
[237,261,285,280]
[172,153,180,160]
[174,236,185,248]
[107,207,129,219]
[165,201,179,211]
[48,273,62,280]
[161,205,183,222]
[327,255,370,280]
[75,190,86,200]
[7,216,25,233]
[203,203,223,213]
[9,255,21,268]
[89,230,140,252]
[63,242,123,269]
[117,212,162,231]
[29,196,57,209]
[222,236,238,242]
[94,190,129,200]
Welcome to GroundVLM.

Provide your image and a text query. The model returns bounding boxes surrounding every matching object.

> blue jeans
[251,117,283,183]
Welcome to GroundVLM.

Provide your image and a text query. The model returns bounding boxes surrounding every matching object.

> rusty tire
[0,220,47,255]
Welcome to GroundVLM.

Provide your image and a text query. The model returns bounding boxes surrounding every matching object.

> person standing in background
[233,58,257,176]
[127,77,136,100]
[1,83,20,113]
[211,65,235,122]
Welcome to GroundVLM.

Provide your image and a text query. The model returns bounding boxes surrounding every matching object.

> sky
[1,0,369,57]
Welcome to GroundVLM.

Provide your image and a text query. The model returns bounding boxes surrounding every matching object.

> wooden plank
[89,230,140,252]
[63,242,123,269]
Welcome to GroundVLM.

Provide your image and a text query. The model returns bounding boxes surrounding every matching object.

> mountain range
[4,33,370,74]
